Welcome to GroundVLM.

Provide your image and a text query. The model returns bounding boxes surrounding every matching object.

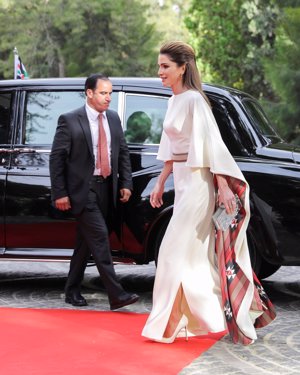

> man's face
[86,79,113,113]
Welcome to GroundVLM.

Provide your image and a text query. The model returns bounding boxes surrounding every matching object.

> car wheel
[153,219,169,266]
[247,230,262,276]
[258,260,280,279]
[247,229,280,279]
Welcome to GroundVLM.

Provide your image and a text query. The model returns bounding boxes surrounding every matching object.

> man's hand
[119,188,131,203]
[55,196,71,211]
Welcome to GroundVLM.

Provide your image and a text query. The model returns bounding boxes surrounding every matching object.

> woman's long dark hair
[160,41,210,106]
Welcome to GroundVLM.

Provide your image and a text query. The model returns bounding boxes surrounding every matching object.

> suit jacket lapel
[78,106,93,157]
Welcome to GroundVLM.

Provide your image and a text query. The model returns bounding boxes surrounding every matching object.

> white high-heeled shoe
[155,315,188,344]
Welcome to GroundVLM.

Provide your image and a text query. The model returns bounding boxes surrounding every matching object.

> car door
[119,91,170,258]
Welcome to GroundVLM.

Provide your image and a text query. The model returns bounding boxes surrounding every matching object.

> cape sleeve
[186,94,245,182]
[186,94,252,271]
[157,130,172,161]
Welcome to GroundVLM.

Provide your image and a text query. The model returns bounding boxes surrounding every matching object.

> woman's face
[158,54,185,89]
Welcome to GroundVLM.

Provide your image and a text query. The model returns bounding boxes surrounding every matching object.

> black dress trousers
[65,176,124,302]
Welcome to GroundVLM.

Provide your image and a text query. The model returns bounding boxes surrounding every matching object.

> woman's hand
[218,186,236,214]
[150,182,164,208]
[215,174,236,214]
[150,160,173,208]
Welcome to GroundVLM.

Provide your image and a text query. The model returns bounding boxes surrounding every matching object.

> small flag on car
[14,47,29,79]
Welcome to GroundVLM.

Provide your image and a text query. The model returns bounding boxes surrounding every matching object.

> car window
[24,91,118,145]
[209,95,248,156]
[0,92,12,144]
[243,98,279,142]
[124,94,168,144]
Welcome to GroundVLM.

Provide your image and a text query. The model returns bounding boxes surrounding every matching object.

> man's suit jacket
[50,106,133,215]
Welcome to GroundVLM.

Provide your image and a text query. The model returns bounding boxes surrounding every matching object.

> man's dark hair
[84,73,110,94]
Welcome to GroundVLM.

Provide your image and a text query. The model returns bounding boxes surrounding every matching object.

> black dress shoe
[65,291,88,306]
[110,292,139,310]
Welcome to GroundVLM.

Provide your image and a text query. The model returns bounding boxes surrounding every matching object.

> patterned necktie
[96,113,111,177]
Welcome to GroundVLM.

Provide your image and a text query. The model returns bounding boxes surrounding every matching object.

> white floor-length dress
[142,90,263,342]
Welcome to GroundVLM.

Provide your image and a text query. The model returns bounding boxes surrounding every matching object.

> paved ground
[0,261,299,374]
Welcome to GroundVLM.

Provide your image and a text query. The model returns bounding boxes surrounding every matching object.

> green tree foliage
[0,0,159,78]
[185,0,245,86]
[185,0,278,99]
[143,0,190,46]
[263,6,300,143]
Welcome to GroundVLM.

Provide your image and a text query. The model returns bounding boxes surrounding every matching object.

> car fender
[143,205,173,262]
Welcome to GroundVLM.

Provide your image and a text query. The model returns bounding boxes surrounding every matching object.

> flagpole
[13,47,18,79]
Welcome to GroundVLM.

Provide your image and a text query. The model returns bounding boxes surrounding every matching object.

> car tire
[247,229,281,279]
[258,260,281,279]
[153,219,169,266]
[247,230,262,276]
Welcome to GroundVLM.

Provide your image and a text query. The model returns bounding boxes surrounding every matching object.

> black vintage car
[0,77,299,279]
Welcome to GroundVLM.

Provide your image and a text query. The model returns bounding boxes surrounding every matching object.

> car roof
[0,77,252,101]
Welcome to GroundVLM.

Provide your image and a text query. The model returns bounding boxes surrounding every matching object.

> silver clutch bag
[212,194,242,231]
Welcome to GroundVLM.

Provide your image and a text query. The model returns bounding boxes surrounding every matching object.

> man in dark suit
[49,73,139,310]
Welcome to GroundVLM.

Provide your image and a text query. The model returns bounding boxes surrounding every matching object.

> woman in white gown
[142,41,276,345]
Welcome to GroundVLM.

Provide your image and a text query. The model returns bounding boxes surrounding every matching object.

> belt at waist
[92,175,111,183]
[171,153,188,162]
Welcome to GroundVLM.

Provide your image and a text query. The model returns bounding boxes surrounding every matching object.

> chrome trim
[130,151,158,156]
[13,148,52,153]
[0,258,71,263]
[125,92,168,99]
[118,91,126,128]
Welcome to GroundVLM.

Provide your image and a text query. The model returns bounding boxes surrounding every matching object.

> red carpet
[0,308,225,375]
